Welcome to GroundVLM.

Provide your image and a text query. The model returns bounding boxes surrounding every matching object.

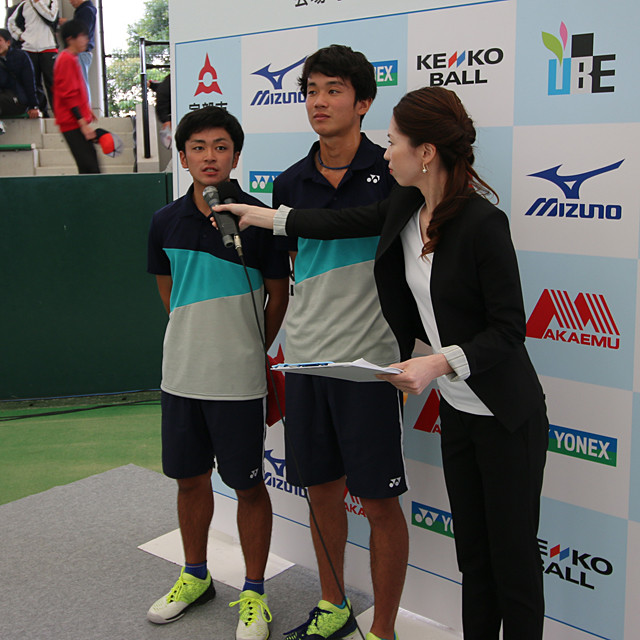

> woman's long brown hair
[392,86,498,256]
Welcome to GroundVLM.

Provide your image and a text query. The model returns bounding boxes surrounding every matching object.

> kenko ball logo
[526,290,620,350]
[539,538,614,590]
[416,46,504,87]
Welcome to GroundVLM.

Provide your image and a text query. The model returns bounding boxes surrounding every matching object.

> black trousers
[26,50,56,117]
[439,397,548,640]
[62,128,100,174]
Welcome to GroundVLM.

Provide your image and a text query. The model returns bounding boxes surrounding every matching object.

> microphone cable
[228,227,367,640]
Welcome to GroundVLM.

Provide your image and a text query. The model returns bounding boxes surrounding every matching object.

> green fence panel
[1,173,173,400]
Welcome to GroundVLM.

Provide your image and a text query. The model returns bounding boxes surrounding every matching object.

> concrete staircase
[0,116,135,176]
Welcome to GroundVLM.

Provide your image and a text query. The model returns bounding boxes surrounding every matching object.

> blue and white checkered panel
[170,0,640,636]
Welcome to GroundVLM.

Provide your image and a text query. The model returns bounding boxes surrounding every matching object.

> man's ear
[179,150,189,170]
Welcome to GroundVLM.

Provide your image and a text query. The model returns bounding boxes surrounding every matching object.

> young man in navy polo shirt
[274,46,408,640]
[146,107,289,640]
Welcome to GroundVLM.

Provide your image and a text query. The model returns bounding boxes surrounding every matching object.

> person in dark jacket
[212,86,549,640]
[0,28,40,118]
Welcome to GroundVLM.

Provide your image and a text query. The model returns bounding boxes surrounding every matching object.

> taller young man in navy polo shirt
[274,46,408,640]
[146,107,289,640]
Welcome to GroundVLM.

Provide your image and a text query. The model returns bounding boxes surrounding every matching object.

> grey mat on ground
[0,464,373,639]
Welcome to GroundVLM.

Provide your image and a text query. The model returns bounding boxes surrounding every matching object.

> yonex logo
[411,501,454,538]
[542,22,615,95]
[366,174,381,184]
[538,537,613,590]
[195,54,222,96]
[388,477,401,488]
[372,60,398,87]
[526,290,620,350]
[249,468,259,479]
[250,57,306,107]
[549,425,617,467]
[413,388,441,434]
[250,171,281,194]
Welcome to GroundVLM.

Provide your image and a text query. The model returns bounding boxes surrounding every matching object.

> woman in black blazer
[215,87,548,640]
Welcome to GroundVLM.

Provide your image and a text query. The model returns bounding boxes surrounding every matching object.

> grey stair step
[38,146,135,167]
[0,148,38,176]
[42,116,134,135]
[34,163,134,176]
[0,118,44,147]
[42,131,134,150]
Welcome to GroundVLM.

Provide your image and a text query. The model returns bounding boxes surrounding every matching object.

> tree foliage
[106,0,169,117]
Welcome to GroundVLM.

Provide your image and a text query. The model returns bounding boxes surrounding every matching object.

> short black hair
[174,106,244,154]
[298,44,377,104]
[0,28,12,43]
[61,19,88,43]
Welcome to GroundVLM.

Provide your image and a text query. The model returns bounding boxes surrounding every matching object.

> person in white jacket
[8,0,58,116]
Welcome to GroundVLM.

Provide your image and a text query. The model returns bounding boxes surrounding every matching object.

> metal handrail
[139,37,169,159]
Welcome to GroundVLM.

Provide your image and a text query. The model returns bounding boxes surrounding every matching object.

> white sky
[1,0,146,53]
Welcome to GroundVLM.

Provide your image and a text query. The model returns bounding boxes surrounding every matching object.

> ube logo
[524,159,624,221]
[526,289,620,350]
[413,388,441,434]
[411,501,454,538]
[372,60,398,87]
[539,538,614,590]
[250,171,281,194]
[250,57,306,107]
[542,22,615,96]
[416,46,504,87]
[549,425,617,467]
[264,449,307,497]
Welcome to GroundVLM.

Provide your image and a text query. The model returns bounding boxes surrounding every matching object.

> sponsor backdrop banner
[169,1,640,637]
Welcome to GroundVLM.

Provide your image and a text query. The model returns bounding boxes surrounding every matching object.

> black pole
[140,36,150,159]
[96,0,108,116]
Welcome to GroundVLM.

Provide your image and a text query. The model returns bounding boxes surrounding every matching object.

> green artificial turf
[0,397,163,505]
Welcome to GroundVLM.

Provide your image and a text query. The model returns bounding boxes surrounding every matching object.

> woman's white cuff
[274,206,291,236]
[440,345,470,381]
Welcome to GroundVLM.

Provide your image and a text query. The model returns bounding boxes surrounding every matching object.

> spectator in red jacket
[53,18,99,173]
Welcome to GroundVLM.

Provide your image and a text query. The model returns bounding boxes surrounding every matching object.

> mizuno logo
[528,160,624,199]
[252,57,307,90]
[264,449,286,477]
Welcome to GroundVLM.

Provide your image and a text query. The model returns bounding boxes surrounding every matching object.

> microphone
[202,184,240,251]
[216,181,243,255]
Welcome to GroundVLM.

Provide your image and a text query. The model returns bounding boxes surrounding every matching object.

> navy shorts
[161,391,266,490]
[284,374,407,499]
